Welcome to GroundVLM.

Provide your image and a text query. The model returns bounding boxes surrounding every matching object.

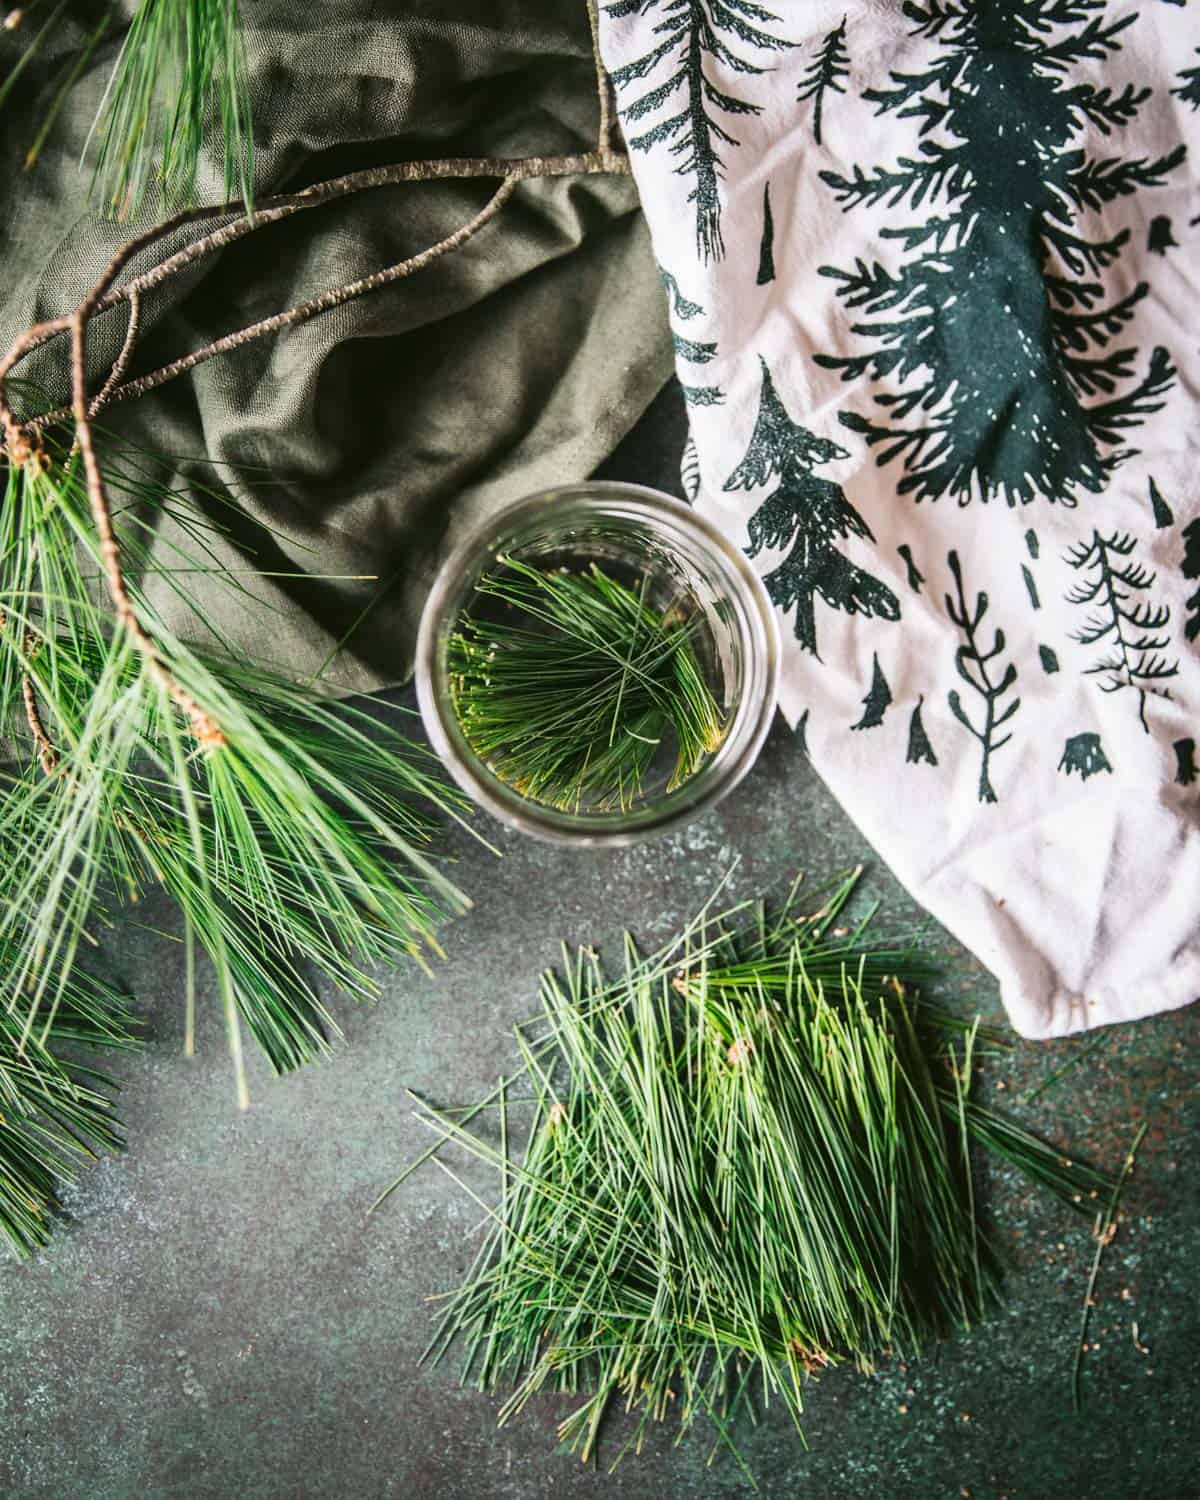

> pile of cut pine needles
[0,417,474,1258]
[382,873,1111,1478]
[449,557,725,813]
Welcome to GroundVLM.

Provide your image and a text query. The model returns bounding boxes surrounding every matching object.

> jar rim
[415,481,780,845]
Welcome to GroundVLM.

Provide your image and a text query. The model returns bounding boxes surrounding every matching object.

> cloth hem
[1011,948,1200,1039]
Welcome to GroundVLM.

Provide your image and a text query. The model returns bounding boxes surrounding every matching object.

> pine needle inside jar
[447,556,726,814]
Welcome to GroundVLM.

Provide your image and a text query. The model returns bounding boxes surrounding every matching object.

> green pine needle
[87,0,253,218]
[449,557,726,814]
[0,952,138,1261]
[389,874,1111,1473]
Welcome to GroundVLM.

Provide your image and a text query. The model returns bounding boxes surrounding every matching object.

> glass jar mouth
[415,482,780,846]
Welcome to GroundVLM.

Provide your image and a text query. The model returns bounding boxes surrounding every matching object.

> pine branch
[944,550,1019,804]
[0,434,476,1107]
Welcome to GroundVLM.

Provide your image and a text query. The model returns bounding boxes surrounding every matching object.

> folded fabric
[599,0,1200,1037]
[0,0,673,690]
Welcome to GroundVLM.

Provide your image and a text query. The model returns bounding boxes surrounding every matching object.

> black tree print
[724,359,900,656]
[907,697,939,765]
[1182,518,1200,643]
[1065,530,1179,730]
[660,268,704,320]
[945,550,1020,804]
[1147,215,1178,254]
[757,183,776,284]
[897,543,924,593]
[1039,645,1061,674]
[673,329,724,406]
[607,0,791,262]
[1175,737,1197,787]
[816,0,1183,506]
[798,16,849,146]
[851,653,892,730]
[1148,477,1174,529]
[1174,49,1200,109]
[1058,732,1113,780]
[681,432,701,502]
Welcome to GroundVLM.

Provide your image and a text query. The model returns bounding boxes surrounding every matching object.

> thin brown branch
[11,147,627,417]
[21,672,58,775]
[17,146,627,434]
[69,304,226,748]
[585,0,616,153]
[89,285,141,417]
[89,177,518,413]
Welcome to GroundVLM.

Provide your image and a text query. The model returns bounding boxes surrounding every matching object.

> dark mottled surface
[1,384,1196,1499]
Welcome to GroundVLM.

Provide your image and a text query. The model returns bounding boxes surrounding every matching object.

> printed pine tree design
[606,0,791,262]
[1147,216,1178,255]
[816,0,1183,505]
[798,17,849,146]
[681,433,702,502]
[1173,49,1200,109]
[851,653,892,731]
[945,550,1020,804]
[757,183,776,285]
[906,697,938,765]
[1058,732,1113,780]
[1065,530,1179,730]
[1148,477,1174,529]
[1175,737,1197,787]
[724,359,900,656]
[897,543,924,593]
[1182,518,1200,643]
[673,330,724,406]
[659,268,704,321]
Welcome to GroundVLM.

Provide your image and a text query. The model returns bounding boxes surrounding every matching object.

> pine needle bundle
[395,876,1109,1472]
[449,558,725,813]
[87,0,252,217]
[0,952,137,1259]
[1,426,472,1119]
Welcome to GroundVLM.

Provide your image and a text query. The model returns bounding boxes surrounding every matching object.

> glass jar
[415,482,779,845]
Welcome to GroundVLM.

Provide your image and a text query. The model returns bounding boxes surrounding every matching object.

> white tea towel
[598,0,1200,1037]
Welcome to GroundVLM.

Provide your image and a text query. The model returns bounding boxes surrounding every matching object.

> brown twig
[21,671,57,775]
[586,0,617,154]
[89,285,141,418]
[78,177,519,413]
[18,148,626,433]
[70,302,226,747]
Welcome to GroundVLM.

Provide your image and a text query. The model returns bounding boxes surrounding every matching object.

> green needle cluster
[397,875,1109,1473]
[449,557,725,814]
[88,0,253,217]
[0,951,137,1259]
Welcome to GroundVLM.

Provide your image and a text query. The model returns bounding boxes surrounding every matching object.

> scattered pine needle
[1072,1121,1148,1413]
[449,557,725,813]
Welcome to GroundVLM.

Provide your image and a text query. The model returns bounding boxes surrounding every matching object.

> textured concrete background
[0,387,1196,1499]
